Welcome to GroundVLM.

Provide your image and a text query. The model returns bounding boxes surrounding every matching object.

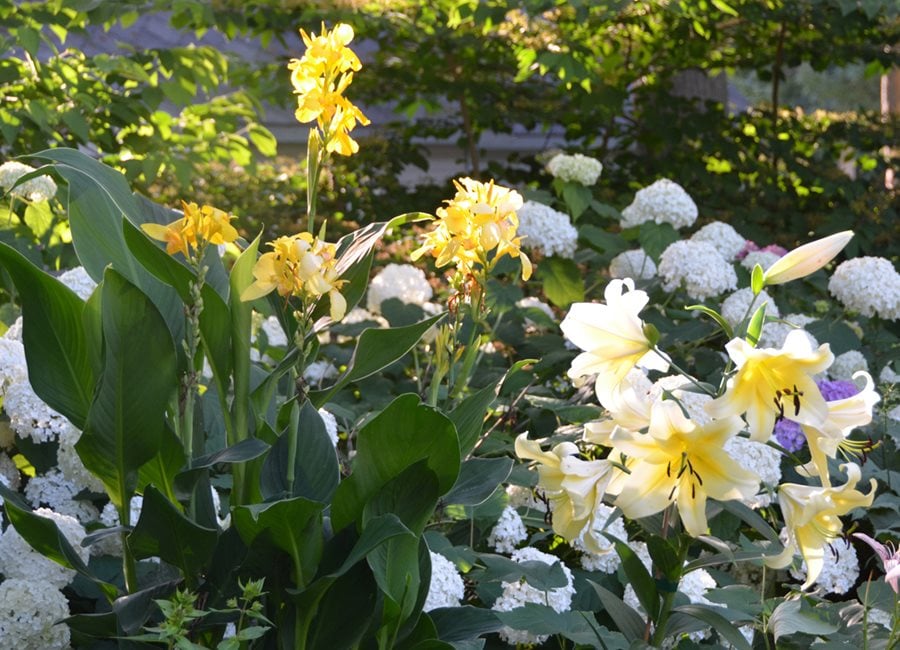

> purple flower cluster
[773,380,859,452]
[736,240,789,261]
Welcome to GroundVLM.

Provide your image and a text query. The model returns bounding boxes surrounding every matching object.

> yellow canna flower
[515,433,618,549]
[762,230,853,286]
[609,399,759,537]
[799,372,880,486]
[141,200,238,260]
[412,177,531,285]
[241,232,346,321]
[560,279,669,403]
[288,22,368,157]
[705,329,833,441]
[768,463,876,589]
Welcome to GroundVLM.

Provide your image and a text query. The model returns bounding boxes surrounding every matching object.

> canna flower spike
[142,201,239,260]
[762,230,853,287]
[241,232,346,322]
[289,22,369,156]
[412,177,531,288]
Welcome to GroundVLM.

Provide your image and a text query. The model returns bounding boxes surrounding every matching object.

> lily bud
[762,230,853,286]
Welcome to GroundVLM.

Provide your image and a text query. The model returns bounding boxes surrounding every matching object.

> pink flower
[853,532,900,593]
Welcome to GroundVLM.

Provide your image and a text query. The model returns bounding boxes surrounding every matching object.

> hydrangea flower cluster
[545,152,603,186]
[0,508,88,588]
[0,161,58,202]
[366,263,434,313]
[487,505,528,553]
[609,248,657,281]
[492,547,575,646]
[620,179,698,230]
[0,579,71,649]
[828,352,869,382]
[741,249,782,272]
[828,256,900,320]
[515,200,579,258]
[424,551,465,611]
[657,240,738,300]
[789,537,859,595]
[690,220,747,261]
[720,287,779,329]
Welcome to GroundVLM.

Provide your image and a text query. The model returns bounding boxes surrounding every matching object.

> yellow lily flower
[609,400,759,537]
[768,463,876,589]
[762,230,853,286]
[560,279,669,402]
[514,434,618,545]
[799,372,880,486]
[705,329,833,441]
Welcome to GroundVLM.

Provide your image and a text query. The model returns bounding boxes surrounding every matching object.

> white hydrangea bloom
[546,153,603,186]
[0,337,28,394]
[318,408,339,447]
[758,321,819,351]
[720,288,779,329]
[488,506,528,554]
[723,436,781,508]
[829,257,900,320]
[516,296,554,321]
[868,608,893,629]
[0,161,58,202]
[880,364,900,384]
[2,316,22,341]
[829,350,869,382]
[342,306,388,327]
[493,547,575,646]
[260,315,288,347]
[57,266,97,301]
[741,250,782,273]
[3,380,70,443]
[620,179,698,230]
[690,221,746,261]
[515,201,579,258]
[0,507,88,587]
[366,263,433,313]
[609,249,657,281]
[790,538,859,595]
[783,313,817,329]
[658,240,737,301]
[0,452,21,502]
[303,360,339,387]
[24,469,100,524]
[573,503,627,573]
[56,424,106,494]
[678,567,717,605]
[505,484,545,512]
[424,551,465,611]
[95,496,143,556]
[0,578,70,649]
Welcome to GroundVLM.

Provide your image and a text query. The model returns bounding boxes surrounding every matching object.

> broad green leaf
[579,224,628,256]
[23,200,53,238]
[331,394,460,532]
[1,492,118,601]
[76,269,176,507]
[449,382,496,456]
[616,541,659,620]
[638,222,679,262]
[189,438,270,469]
[769,598,839,641]
[232,496,325,587]
[428,606,502,642]
[260,400,339,502]
[588,581,646,642]
[303,559,380,650]
[560,182,593,220]
[309,314,445,407]
[0,242,94,427]
[443,457,513,506]
[112,578,181,635]
[646,535,682,584]
[478,554,568,591]
[537,256,584,308]
[128,485,218,578]
[494,604,617,647]
[31,149,186,343]
[670,604,752,649]
[332,513,415,577]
